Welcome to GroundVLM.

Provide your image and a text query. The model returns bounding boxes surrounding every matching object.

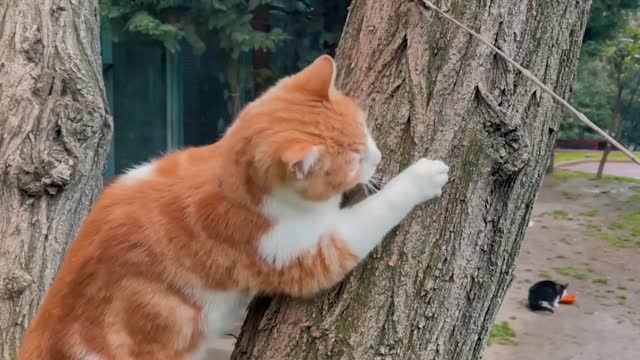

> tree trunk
[251,3,273,96]
[0,1,112,358]
[596,69,624,179]
[233,0,591,358]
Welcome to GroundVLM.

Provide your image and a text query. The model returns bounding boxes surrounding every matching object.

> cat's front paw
[402,158,449,201]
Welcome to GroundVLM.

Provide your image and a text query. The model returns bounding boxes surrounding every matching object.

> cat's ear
[289,55,337,99]
[282,144,322,180]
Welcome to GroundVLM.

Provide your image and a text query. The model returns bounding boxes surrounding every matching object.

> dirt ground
[484,176,640,360]
[207,175,640,359]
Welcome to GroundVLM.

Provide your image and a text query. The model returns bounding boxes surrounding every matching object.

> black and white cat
[528,280,568,313]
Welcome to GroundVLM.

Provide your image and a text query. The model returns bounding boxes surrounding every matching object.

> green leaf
[156,0,184,10]
[248,0,262,10]
[203,0,229,11]
[183,24,206,54]
[125,11,184,51]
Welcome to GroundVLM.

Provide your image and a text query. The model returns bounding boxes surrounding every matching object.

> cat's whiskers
[367,175,383,193]
[364,177,382,196]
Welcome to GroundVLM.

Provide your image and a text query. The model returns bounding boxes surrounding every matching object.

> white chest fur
[258,190,342,267]
[188,290,248,360]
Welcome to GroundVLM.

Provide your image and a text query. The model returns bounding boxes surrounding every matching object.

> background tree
[560,3,640,147]
[596,26,640,178]
[0,0,112,358]
[231,0,591,359]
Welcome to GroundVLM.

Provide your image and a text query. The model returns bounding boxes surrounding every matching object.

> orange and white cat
[18,55,449,359]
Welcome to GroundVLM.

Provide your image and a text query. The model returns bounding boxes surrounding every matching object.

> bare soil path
[484,177,640,360]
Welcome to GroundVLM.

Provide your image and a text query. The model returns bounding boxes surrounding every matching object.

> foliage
[561,1,640,146]
[559,58,616,140]
[100,0,348,104]
[584,0,640,44]
[561,24,640,145]
[101,0,291,54]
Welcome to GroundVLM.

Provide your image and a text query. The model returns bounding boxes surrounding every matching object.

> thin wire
[419,0,640,166]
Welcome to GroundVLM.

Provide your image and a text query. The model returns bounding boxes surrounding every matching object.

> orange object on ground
[560,294,577,304]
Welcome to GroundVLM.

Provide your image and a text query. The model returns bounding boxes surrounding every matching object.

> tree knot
[0,269,33,300]
[475,84,530,178]
[17,141,74,197]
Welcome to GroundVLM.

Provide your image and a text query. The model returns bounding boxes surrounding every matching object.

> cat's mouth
[340,175,384,208]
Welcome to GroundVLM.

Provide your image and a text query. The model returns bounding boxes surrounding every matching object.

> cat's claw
[402,158,449,201]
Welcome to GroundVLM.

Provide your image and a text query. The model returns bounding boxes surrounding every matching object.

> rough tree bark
[0,0,112,358]
[232,0,590,359]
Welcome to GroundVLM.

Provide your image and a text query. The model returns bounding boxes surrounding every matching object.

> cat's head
[232,55,380,201]
[557,282,569,297]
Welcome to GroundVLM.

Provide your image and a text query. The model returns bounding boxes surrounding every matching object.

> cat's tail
[529,301,554,313]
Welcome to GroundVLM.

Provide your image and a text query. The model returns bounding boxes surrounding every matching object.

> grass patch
[623,213,640,236]
[579,210,599,217]
[608,222,626,230]
[555,152,598,163]
[553,170,586,181]
[581,263,598,273]
[585,224,602,232]
[595,232,636,248]
[617,285,628,291]
[631,194,640,202]
[592,278,609,286]
[561,191,580,200]
[551,210,570,219]
[553,170,640,185]
[554,151,640,164]
[584,218,640,249]
[555,266,589,281]
[488,321,517,346]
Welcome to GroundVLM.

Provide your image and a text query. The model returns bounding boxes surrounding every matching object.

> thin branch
[417,0,640,166]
